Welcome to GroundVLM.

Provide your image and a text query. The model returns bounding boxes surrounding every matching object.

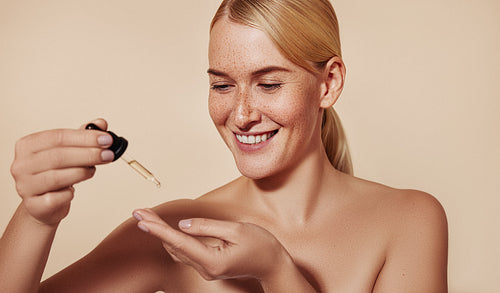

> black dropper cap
[85,123,128,162]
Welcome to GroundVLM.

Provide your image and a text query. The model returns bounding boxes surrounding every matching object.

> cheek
[208,95,231,126]
[267,90,318,127]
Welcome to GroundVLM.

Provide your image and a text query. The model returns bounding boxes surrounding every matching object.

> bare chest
[163,224,387,293]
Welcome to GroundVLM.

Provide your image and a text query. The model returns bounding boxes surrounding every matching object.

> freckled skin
[208,18,324,179]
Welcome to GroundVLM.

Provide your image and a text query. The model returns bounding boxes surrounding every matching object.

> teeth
[236,131,275,145]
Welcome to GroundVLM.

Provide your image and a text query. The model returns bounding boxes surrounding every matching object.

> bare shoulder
[350,176,447,231]
[384,187,446,229]
[381,187,448,252]
[394,189,447,231]
[350,177,448,292]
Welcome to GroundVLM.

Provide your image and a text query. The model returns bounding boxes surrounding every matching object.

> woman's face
[208,18,325,179]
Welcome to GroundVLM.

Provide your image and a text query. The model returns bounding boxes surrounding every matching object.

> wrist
[19,202,60,231]
[0,203,59,293]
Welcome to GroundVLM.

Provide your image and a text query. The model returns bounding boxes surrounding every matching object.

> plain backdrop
[0,0,498,292]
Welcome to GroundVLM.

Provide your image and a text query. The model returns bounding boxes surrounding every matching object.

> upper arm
[39,217,169,293]
[373,191,448,293]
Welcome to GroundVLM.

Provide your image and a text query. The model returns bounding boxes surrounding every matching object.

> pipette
[86,123,161,188]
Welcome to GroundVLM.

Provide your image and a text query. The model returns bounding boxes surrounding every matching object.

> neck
[244,146,341,226]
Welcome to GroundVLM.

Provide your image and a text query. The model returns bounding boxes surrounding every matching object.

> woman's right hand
[10,119,115,226]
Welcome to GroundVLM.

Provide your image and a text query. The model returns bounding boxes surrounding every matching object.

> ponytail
[321,107,353,175]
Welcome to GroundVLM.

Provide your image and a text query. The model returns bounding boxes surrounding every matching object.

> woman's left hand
[132,208,289,281]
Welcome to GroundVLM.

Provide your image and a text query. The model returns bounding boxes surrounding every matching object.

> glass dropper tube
[121,153,161,188]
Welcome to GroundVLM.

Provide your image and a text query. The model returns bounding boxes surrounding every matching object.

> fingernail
[97,135,113,146]
[101,150,114,162]
[137,223,149,233]
[179,219,192,229]
[133,212,143,221]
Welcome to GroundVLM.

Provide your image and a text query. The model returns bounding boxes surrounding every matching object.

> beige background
[0,0,498,292]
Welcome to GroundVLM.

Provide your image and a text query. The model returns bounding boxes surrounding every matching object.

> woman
[0,0,448,292]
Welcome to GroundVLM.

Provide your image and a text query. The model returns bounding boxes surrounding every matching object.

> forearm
[0,203,58,293]
[259,256,317,293]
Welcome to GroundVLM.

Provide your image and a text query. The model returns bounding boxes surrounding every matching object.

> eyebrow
[207,66,292,77]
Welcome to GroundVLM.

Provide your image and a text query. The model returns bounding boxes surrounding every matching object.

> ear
[319,56,346,109]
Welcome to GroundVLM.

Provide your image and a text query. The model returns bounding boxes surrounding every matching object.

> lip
[233,130,278,152]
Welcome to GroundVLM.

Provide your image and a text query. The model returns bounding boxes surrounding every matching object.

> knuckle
[10,160,22,178]
[10,164,29,197]
[53,129,66,146]
[197,218,210,233]
[48,150,64,168]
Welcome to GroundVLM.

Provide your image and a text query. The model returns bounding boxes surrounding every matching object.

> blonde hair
[211,0,353,175]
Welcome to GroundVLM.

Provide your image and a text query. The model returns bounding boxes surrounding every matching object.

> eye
[210,84,234,93]
[259,83,282,92]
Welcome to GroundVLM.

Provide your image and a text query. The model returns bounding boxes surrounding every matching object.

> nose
[232,88,261,131]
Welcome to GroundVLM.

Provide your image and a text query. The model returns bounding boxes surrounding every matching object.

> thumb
[79,118,108,131]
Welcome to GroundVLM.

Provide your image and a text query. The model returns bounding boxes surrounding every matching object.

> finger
[144,220,217,273]
[178,218,240,243]
[15,128,113,155]
[26,147,114,174]
[16,167,96,198]
[79,118,108,131]
[132,209,213,262]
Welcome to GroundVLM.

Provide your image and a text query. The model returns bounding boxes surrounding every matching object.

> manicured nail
[179,219,192,229]
[97,135,113,146]
[137,223,149,233]
[101,150,114,162]
[133,212,143,221]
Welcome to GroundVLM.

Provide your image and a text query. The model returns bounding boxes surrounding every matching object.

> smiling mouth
[235,130,278,145]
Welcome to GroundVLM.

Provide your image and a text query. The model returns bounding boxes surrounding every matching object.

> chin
[238,169,269,180]
[233,158,283,180]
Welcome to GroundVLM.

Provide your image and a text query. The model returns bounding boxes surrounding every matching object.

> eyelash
[259,83,282,91]
[211,84,232,91]
[210,83,283,93]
